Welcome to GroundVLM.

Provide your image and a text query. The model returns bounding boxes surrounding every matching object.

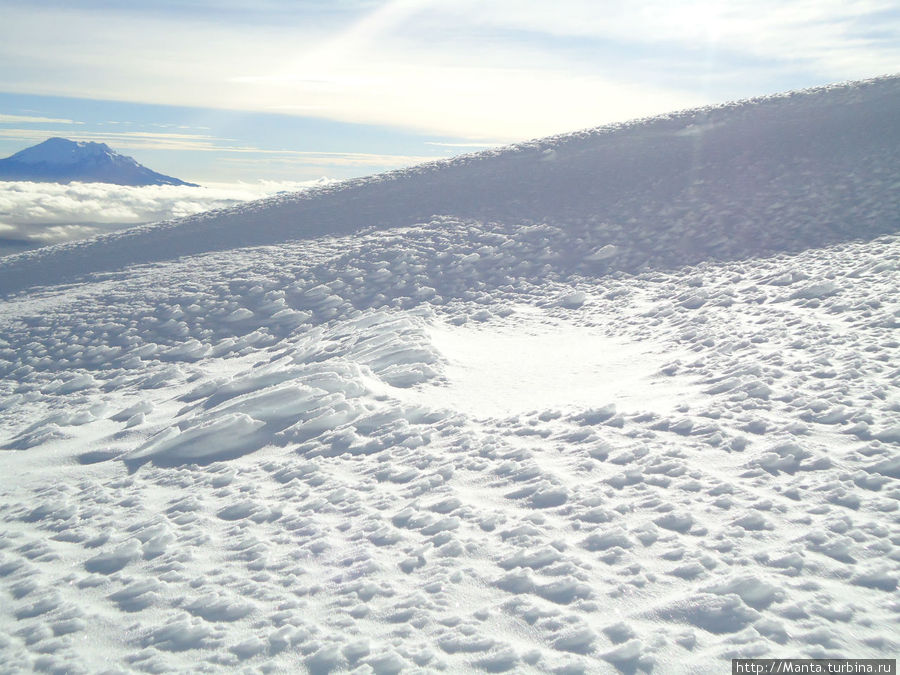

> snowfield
[0,77,898,673]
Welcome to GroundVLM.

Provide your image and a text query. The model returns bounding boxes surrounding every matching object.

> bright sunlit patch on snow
[394,319,683,417]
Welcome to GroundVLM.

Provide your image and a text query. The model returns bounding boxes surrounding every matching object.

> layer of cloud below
[0,179,333,251]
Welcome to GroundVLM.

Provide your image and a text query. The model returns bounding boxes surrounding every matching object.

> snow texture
[0,76,898,673]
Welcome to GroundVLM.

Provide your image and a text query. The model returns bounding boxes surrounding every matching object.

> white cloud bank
[0,179,333,248]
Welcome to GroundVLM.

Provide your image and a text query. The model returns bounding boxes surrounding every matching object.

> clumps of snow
[182,591,256,622]
[556,291,587,308]
[788,280,841,300]
[84,539,142,574]
[703,575,785,610]
[586,244,618,262]
[125,413,266,465]
[651,593,761,634]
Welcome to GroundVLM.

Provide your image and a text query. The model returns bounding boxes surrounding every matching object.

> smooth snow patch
[397,320,681,417]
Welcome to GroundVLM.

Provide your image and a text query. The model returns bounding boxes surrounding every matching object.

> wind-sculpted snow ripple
[109,313,445,466]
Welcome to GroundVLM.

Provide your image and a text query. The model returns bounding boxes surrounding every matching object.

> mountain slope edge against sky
[0,74,898,297]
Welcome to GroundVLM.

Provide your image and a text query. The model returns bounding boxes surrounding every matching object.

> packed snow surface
[402,323,678,418]
[0,77,899,673]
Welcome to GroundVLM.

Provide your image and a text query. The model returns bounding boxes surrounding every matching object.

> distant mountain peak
[0,137,198,186]
[10,138,116,166]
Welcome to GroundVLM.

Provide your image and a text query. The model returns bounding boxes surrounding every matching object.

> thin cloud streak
[223,151,443,164]
[425,141,505,148]
[14,1,894,139]
[0,128,440,169]
[0,113,83,125]
[0,128,227,150]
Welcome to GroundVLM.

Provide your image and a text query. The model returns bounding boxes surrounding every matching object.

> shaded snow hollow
[0,76,899,673]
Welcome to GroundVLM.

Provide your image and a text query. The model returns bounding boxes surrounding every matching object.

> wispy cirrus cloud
[0,113,83,125]
[0,128,440,168]
[0,128,227,151]
[425,141,505,149]
[1,0,896,185]
[220,150,442,166]
[1,0,896,144]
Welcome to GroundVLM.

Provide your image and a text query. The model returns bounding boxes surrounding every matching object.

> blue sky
[1,0,898,183]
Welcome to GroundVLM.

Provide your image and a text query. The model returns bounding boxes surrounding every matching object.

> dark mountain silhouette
[0,137,197,186]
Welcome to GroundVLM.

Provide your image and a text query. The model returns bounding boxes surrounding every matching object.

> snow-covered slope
[0,77,898,673]
[0,137,197,187]
[2,76,899,296]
